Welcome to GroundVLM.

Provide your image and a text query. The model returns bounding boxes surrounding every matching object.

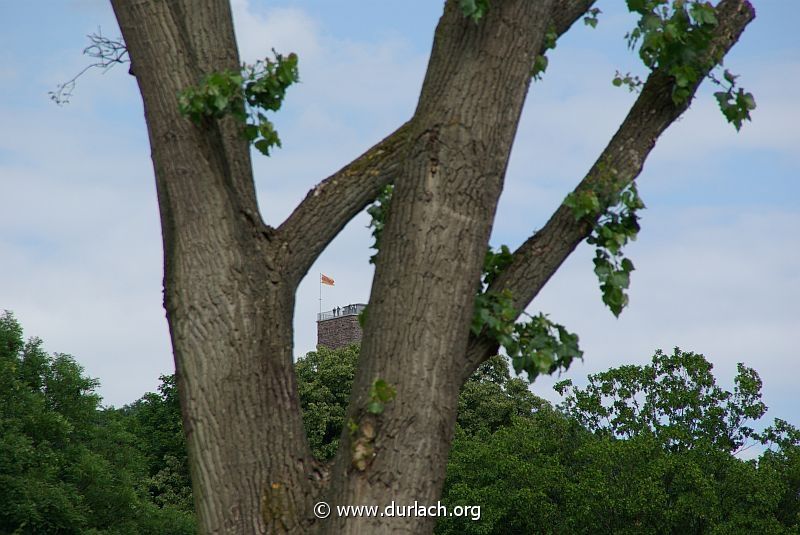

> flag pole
[319,273,322,315]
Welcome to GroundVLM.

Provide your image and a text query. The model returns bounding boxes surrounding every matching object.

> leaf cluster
[367,378,397,415]
[711,69,757,131]
[612,70,644,92]
[480,244,513,287]
[459,0,490,23]
[440,417,797,535]
[457,356,545,436]
[121,374,193,513]
[366,184,394,264]
[295,344,360,461]
[440,349,800,535]
[0,311,194,534]
[531,24,559,81]
[625,0,718,103]
[554,348,768,453]
[178,51,299,155]
[472,246,582,382]
[621,0,756,129]
[565,178,645,317]
[583,7,602,29]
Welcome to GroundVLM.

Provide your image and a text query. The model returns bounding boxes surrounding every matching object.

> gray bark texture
[110,0,754,533]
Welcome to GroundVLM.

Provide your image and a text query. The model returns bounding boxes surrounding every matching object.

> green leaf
[459,0,477,15]
[741,91,756,111]
[244,124,259,141]
[372,379,396,403]
[584,8,601,28]
[459,0,489,22]
[579,180,643,317]
[366,184,394,263]
[253,139,272,156]
[213,94,228,112]
[532,54,549,80]
[564,190,601,220]
[626,0,646,14]
[610,270,631,289]
[620,258,635,272]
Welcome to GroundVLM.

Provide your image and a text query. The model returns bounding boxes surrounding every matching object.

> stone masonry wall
[317,315,363,349]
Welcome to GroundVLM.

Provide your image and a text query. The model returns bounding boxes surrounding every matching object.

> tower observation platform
[316,303,366,349]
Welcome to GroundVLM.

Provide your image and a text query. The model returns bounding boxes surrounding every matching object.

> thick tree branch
[463,0,756,376]
[277,122,412,284]
[167,0,263,221]
[112,2,321,531]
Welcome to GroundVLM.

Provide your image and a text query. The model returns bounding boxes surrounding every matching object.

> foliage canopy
[2,313,797,533]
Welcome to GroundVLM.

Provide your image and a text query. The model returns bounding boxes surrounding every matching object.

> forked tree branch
[463,0,756,376]
[276,0,597,284]
[277,122,411,284]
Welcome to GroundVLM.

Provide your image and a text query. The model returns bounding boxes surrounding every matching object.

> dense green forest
[1,311,798,533]
[0,312,194,534]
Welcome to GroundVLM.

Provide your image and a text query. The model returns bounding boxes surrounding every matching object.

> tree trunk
[111,1,319,532]
[322,2,553,533]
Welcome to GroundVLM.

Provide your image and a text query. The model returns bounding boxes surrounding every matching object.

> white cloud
[231,2,322,63]
[1,62,168,407]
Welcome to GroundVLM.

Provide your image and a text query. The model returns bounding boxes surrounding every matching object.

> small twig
[50,28,129,105]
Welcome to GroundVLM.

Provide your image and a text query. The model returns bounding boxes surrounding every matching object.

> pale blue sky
[1,1,797,439]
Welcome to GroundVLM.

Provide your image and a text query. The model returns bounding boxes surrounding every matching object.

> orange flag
[320,274,335,286]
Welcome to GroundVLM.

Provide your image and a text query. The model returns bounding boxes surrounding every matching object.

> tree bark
[111,1,320,532]
[322,1,554,533]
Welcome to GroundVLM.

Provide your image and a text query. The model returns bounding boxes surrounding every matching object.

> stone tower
[317,303,366,349]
